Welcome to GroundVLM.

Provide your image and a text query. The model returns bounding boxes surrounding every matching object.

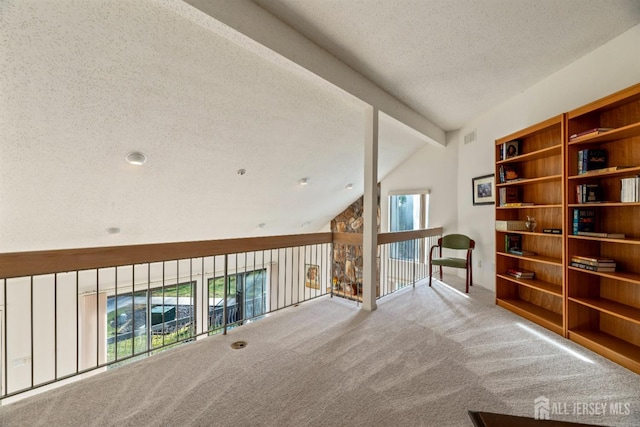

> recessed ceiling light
[345,183,353,190]
[299,178,308,186]
[107,227,121,235]
[125,152,147,165]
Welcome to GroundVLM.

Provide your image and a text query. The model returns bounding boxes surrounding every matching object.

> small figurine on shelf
[525,216,537,232]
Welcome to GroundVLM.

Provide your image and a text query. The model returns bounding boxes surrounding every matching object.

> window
[106,281,196,362]
[207,268,267,331]
[389,192,429,261]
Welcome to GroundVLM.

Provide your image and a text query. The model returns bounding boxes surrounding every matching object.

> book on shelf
[576,183,602,203]
[578,148,607,174]
[571,255,615,264]
[579,165,632,176]
[577,149,583,174]
[498,187,520,206]
[542,228,562,234]
[505,268,535,279]
[576,231,625,239]
[572,208,596,234]
[569,127,614,141]
[504,233,535,256]
[502,140,520,159]
[495,220,527,231]
[621,176,640,203]
[508,249,536,256]
[570,261,616,272]
[570,256,616,268]
[504,234,521,253]
[584,148,608,173]
[502,202,534,207]
[498,164,520,183]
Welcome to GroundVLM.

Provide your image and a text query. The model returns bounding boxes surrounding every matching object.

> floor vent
[231,341,247,350]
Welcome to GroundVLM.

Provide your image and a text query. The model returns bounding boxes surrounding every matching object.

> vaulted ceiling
[251,0,640,131]
[2,0,639,252]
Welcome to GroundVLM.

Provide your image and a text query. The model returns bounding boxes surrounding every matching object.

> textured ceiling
[253,0,640,131]
[0,0,426,252]
[1,0,639,252]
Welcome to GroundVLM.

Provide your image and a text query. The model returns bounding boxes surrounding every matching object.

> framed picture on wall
[472,174,495,205]
[305,264,320,289]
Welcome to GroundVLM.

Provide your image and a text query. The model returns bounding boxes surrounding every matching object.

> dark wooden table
[468,411,604,427]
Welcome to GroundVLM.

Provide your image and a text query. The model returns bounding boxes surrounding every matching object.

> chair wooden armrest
[428,234,475,293]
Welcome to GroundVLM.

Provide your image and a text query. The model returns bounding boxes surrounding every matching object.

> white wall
[456,23,640,291]
[380,135,459,233]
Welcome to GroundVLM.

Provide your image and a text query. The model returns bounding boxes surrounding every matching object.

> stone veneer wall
[330,187,380,295]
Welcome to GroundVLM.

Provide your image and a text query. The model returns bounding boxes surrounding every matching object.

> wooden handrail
[332,232,363,245]
[377,227,443,245]
[0,233,333,279]
[334,228,443,245]
[0,228,443,279]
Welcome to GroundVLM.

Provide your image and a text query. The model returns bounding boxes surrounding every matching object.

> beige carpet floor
[1,275,638,426]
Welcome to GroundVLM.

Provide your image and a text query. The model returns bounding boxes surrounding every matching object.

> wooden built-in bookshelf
[565,82,640,374]
[494,82,640,375]
[495,114,566,336]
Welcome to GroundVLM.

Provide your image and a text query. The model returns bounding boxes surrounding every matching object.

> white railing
[0,228,442,400]
[378,228,443,297]
[0,234,332,400]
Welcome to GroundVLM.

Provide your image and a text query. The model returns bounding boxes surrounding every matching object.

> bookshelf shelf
[496,174,562,186]
[565,82,640,374]
[568,235,640,245]
[496,204,562,210]
[498,274,563,296]
[497,144,562,163]
[567,266,640,285]
[567,165,640,180]
[567,121,640,146]
[498,252,562,266]
[569,297,640,325]
[568,330,640,374]
[497,230,563,238]
[568,202,640,208]
[497,299,563,335]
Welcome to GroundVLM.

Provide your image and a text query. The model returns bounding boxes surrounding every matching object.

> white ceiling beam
[182,0,446,146]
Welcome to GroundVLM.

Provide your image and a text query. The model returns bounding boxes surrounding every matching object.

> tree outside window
[389,193,429,261]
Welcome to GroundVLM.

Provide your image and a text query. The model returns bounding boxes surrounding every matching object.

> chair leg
[465,267,470,293]
[429,262,432,287]
[439,266,443,281]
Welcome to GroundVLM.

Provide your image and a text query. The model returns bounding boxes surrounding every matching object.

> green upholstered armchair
[429,234,475,293]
